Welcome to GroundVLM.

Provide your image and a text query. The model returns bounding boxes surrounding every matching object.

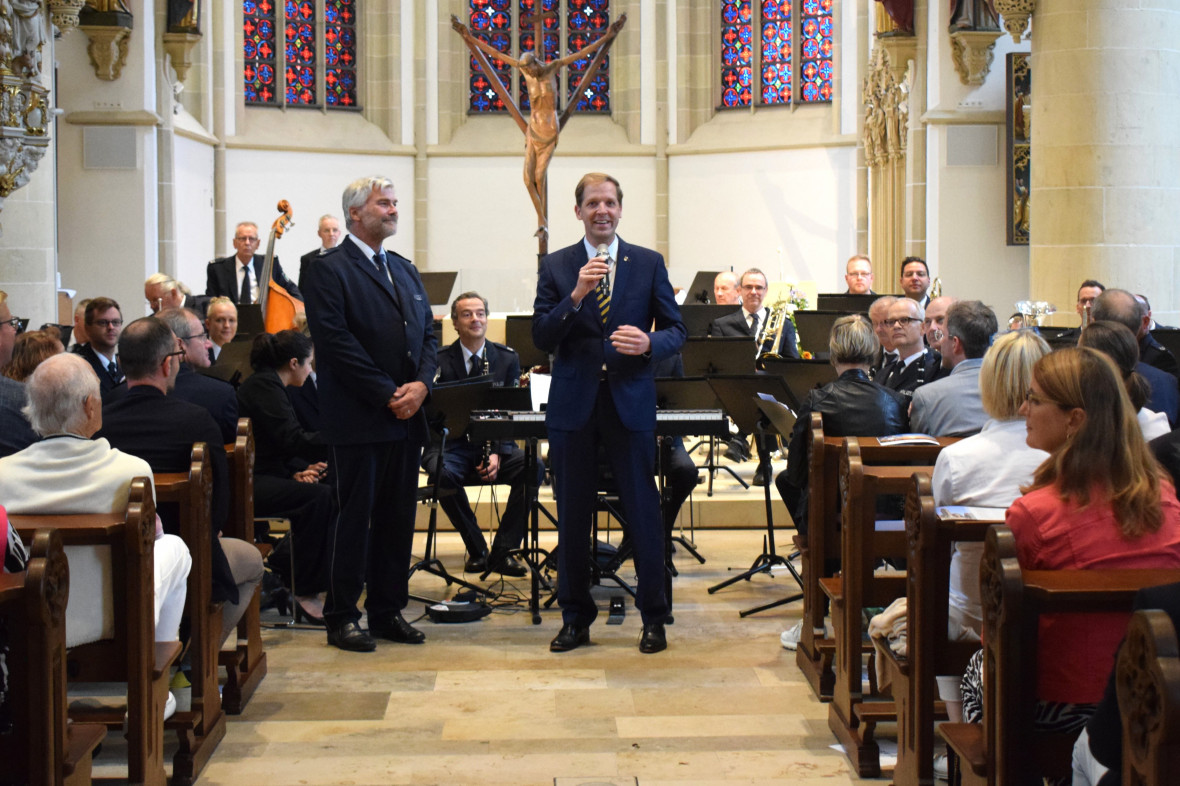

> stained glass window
[244,0,358,109]
[720,0,833,109]
[244,0,278,105]
[466,0,612,115]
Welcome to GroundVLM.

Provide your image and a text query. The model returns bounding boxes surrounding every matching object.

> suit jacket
[1140,361,1180,428]
[708,307,801,358]
[533,237,685,432]
[181,293,212,320]
[286,374,321,433]
[879,347,945,398]
[75,343,126,400]
[433,339,520,454]
[1141,333,1180,378]
[97,385,237,604]
[237,367,326,477]
[174,364,239,443]
[205,253,302,304]
[299,247,331,292]
[0,376,36,459]
[302,239,437,445]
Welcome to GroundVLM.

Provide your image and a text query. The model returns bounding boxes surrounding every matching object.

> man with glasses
[98,317,263,648]
[0,289,37,458]
[155,308,239,442]
[843,255,876,295]
[145,273,210,319]
[72,296,126,399]
[877,297,945,399]
[205,221,303,305]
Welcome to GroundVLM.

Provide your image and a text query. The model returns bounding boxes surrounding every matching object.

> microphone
[595,243,611,298]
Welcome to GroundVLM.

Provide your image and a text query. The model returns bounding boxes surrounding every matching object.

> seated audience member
[1092,289,1180,423]
[877,296,944,398]
[868,295,899,376]
[3,505,26,573]
[0,353,190,657]
[0,291,37,458]
[774,314,908,650]
[1079,321,1170,441]
[932,330,1050,642]
[236,330,335,622]
[299,214,342,291]
[959,347,1180,769]
[1007,312,1025,331]
[898,256,931,307]
[1058,279,1106,344]
[2,329,63,381]
[205,297,239,362]
[97,317,262,646]
[206,221,302,305]
[423,292,535,576]
[910,300,998,436]
[843,255,875,295]
[145,273,210,318]
[155,308,239,443]
[73,297,126,399]
[921,295,956,350]
[1137,293,1173,331]
[68,298,90,350]
[712,271,740,305]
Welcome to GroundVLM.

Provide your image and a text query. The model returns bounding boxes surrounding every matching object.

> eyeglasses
[180,330,209,342]
[1025,389,1065,407]
[165,350,186,362]
[88,318,123,329]
[1,316,28,334]
[884,317,921,327]
[234,236,260,244]
[846,271,872,278]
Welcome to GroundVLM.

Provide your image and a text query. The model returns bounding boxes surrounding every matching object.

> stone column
[1031,0,1180,323]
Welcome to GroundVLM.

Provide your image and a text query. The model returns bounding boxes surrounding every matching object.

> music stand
[815,293,877,313]
[199,340,254,387]
[656,376,742,492]
[792,310,846,359]
[419,272,458,306]
[685,270,724,304]
[409,379,497,603]
[704,376,801,612]
[505,314,549,369]
[236,304,264,337]
[680,304,738,337]
[681,337,756,376]
[758,357,839,412]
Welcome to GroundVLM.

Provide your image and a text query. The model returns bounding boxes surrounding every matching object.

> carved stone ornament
[0,0,51,235]
[993,0,1034,43]
[47,0,86,35]
[950,29,1002,86]
[80,22,131,80]
[162,31,200,84]
[863,46,911,168]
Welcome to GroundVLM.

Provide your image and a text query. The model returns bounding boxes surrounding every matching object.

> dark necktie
[106,359,121,382]
[749,311,760,338]
[469,353,483,378]
[239,264,252,305]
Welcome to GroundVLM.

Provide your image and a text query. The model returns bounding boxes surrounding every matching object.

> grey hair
[23,353,99,436]
[342,176,395,230]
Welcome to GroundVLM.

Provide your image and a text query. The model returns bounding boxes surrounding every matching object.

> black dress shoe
[487,551,528,578]
[369,612,426,644]
[751,463,770,487]
[638,622,667,654]
[550,623,590,652]
[327,621,376,652]
[465,553,489,573]
[723,438,751,462]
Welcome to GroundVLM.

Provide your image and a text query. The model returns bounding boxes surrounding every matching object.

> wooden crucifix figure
[452,12,627,249]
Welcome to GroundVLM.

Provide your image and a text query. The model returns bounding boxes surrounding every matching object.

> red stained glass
[325,0,357,107]
[245,0,277,105]
[721,0,833,108]
[800,0,833,103]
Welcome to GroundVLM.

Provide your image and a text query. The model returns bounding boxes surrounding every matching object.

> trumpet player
[1057,279,1106,344]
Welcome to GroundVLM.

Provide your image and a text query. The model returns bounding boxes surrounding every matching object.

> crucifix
[452,11,627,257]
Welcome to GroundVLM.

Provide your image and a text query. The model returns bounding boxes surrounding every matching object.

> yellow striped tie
[596,269,611,325]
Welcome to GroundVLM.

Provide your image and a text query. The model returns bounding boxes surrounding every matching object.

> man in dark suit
[877,296,944,399]
[298,214,342,291]
[205,221,303,305]
[145,273,211,319]
[899,256,932,307]
[0,290,37,458]
[1093,288,1180,426]
[533,172,686,654]
[422,291,534,577]
[72,296,126,400]
[303,175,438,653]
[97,316,263,647]
[156,307,239,442]
[843,254,876,295]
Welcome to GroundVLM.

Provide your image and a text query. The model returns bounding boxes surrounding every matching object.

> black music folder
[681,337,756,376]
[680,304,738,337]
[419,272,458,306]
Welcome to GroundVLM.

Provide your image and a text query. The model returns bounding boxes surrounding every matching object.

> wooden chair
[1118,609,1180,786]
[939,526,1180,785]
[10,480,179,786]
[0,528,106,786]
[886,475,1000,786]
[153,444,226,786]
[220,418,267,714]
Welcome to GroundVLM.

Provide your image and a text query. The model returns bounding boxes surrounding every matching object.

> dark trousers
[324,438,422,627]
[420,440,541,559]
[549,383,667,626]
[255,473,336,595]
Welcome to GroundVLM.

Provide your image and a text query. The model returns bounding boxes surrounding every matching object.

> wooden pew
[886,476,1000,786]
[10,480,179,786]
[1118,609,1180,785]
[153,444,226,786]
[824,436,948,778]
[220,418,267,714]
[940,526,1180,785]
[0,529,106,786]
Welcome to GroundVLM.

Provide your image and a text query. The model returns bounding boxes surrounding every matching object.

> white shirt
[461,341,487,374]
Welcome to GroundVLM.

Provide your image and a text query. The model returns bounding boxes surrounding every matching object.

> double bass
[259,199,305,333]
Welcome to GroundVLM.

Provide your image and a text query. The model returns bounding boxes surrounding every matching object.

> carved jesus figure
[452,13,626,238]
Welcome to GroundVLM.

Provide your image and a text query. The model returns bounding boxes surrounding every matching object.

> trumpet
[756,299,793,365]
[929,277,943,299]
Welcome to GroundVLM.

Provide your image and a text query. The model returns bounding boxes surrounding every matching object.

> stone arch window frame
[243,0,362,111]
[717,0,835,112]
